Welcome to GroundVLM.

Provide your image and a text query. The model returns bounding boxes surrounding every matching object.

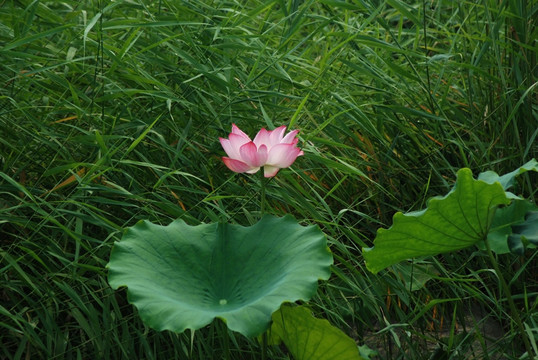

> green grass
[1,0,536,359]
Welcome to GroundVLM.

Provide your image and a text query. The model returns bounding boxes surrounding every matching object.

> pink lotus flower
[220,124,304,177]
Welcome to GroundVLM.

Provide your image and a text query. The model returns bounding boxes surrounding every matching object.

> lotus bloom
[220,124,304,177]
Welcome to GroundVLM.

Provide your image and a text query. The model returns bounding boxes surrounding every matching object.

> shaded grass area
[1,0,536,359]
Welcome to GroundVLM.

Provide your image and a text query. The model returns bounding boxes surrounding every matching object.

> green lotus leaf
[483,200,538,254]
[268,304,364,360]
[107,214,332,337]
[508,211,538,255]
[478,158,537,191]
[363,168,510,273]
[390,263,438,292]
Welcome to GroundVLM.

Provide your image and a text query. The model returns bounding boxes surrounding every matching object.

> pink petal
[263,165,280,177]
[239,142,268,167]
[257,144,268,165]
[245,167,261,174]
[266,143,303,168]
[227,133,251,157]
[268,125,287,145]
[231,124,251,140]
[222,157,255,173]
[220,138,239,159]
[281,129,299,144]
[253,128,271,148]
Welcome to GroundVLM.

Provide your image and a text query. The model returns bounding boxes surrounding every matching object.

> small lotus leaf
[363,168,510,273]
[268,304,364,360]
[107,215,332,337]
[391,263,438,292]
[478,158,537,190]
[483,200,538,254]
[508,211,538,255]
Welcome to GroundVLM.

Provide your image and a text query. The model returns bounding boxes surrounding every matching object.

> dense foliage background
[1,0,536,359]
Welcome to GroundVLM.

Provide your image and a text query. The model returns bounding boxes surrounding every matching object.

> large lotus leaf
[268,304,364,360]
[107,215,333,337]
[363,168,510,273]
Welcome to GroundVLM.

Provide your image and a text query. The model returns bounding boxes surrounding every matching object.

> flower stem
[259,170,269,360]
[261,332,268,360]
[484,237,534,359]
[220,320,230,360]
[259,170,266,217]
